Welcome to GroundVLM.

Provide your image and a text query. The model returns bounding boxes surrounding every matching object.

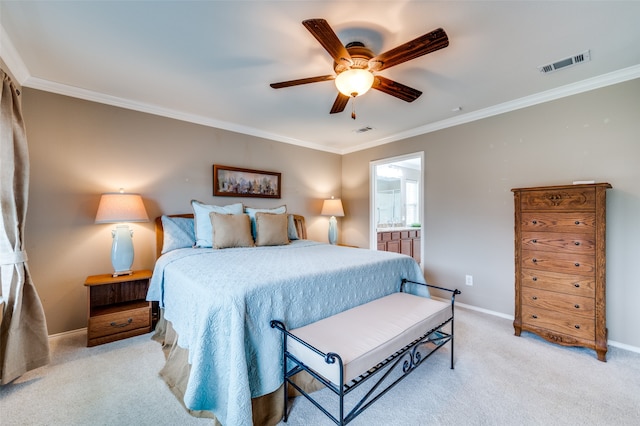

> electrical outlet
[465,275,473,286]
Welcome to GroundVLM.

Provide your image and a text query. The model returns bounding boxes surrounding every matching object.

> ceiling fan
[270,18,449,118]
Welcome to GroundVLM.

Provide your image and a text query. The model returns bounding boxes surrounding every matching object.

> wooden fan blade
[330,93,350,114]
[302,19,353,68]
[372,76,422,102]
[270,75,335,89]
[368,28,449,72]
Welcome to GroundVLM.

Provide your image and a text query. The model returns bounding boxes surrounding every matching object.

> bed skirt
[152,312,323,425]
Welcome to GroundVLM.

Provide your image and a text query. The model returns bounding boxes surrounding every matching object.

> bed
[147,203,427,426]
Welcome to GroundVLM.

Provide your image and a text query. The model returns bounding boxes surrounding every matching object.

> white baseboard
[49,327,86,340]
[435,298,640,355]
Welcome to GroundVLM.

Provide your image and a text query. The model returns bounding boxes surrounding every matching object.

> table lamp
[95,191,149,277]
[321,197,345,245]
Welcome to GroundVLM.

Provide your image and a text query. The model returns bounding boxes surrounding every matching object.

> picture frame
[213,165,281,199]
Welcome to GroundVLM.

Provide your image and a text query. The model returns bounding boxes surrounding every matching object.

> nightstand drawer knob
[532,296,538,300]
[574,241,580,246]
[574,283,580,288]
[532,315,538,319]
[575,324,580,329]
[574,304,580,309]
[110,318,133,328]
[532,239,537,243]
[532,277,538,281]
[532,220,537,225]
[575,221,580,225]
[574,263,580,267]
[532,258,538,263]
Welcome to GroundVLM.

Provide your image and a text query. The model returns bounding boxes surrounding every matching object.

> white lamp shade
[95,193,149,223]
[334,69,374,97]
[321,198,345,217]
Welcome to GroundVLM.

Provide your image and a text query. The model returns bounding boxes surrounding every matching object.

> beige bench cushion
[287,293,451,385]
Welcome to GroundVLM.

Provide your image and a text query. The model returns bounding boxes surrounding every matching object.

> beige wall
[21,89,342,335]
[342,78,640,348]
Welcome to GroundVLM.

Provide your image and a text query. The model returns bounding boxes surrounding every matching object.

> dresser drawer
[88,306,150,340]
[520,188,596,211]
[521,305,594,340]
[521,212,595,233]
[521,231,595,254]
[521,286,594,318]
[522,249,595,275]
[521,269,595,297]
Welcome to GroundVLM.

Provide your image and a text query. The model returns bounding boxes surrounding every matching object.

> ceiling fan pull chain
[351,95,357,120]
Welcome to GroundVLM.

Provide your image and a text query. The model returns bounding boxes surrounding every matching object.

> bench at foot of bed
[270,280,461,425]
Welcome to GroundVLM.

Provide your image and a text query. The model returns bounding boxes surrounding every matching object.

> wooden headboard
[155,213,307,258]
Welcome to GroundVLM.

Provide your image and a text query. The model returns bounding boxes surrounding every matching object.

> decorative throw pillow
[255,213,290,246]
[245,205,287,239]
[287,214,299,240]
[192,200,243,247]
[160,215,195,254]
[209,212,255,249]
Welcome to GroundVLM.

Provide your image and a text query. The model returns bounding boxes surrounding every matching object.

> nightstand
[84,269,156,347]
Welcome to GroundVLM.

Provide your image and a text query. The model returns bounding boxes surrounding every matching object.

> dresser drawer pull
[574,324,580,329]
[574,304,580,309]
[532,220,537,225]
[574,283,580,288]
[575,221,580,225]
[532,296,538,300]
[532,277,538,281]
[110,318,133,328]
[532,258,538,263]
[574,263,580,267]
[574,241,580,246]
[532,239,537,243]
[532,315,538,319]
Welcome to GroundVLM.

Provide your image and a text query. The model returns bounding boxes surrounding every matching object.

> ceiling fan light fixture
[335,69,374,97]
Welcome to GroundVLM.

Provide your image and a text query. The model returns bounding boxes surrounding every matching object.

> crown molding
[342,64,640,154]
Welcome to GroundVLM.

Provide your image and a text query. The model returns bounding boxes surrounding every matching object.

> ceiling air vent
[353,126,374,134]
[537,50,591,74]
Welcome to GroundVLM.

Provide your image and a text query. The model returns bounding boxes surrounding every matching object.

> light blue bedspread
[147,240,425,425]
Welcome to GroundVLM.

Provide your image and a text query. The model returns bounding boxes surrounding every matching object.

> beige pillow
[255,212,290,246]
[209,212,255,249]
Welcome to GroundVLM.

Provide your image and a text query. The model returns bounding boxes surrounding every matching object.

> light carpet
[1,308,638,425]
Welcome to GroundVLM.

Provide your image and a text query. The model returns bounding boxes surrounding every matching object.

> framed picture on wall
[213,165,281,198]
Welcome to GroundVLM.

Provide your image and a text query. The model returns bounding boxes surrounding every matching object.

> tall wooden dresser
[512,183,611,361]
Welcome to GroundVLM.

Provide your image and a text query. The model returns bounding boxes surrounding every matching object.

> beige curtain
[0,69,50,384]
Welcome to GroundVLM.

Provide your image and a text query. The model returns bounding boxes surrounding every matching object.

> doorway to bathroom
[370,152,423,264]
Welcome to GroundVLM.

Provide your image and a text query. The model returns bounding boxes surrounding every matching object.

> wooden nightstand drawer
[85,269,153,347]
[88,304,150,340]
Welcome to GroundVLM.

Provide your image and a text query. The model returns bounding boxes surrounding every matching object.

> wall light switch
[465,275,473,286]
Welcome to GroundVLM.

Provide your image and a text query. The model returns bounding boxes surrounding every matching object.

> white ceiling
[2,1,640,154]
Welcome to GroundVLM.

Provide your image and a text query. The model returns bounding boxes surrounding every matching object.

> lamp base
[328,216,338,245]
[111,224,135,276]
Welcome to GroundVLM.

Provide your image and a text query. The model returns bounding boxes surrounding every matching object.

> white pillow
[245,205,286,239]
[287,214,299,240]
[192,200,243,247]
